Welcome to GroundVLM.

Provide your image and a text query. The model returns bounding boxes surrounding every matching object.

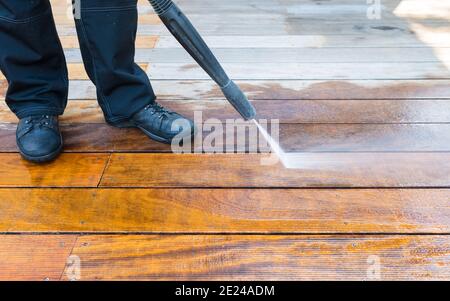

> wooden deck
[0,0,449,280]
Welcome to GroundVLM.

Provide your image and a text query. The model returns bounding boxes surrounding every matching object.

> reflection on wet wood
[1,188,449,233]
[63,235,450,280]
[0,0,449,281]
[0,235,77,281]
[3,98,450,124]
[0,153,109,187]
[2,79,450,100]
[2,123,450,153]
[99,153,450,188]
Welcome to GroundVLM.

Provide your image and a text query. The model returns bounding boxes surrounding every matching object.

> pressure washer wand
[148,0,257,120]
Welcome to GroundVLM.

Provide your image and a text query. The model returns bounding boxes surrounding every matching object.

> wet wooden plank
[99,153,450,188]
[279,124,450,152]
[3,99,450,124]
[2,79,449,100]
[1,188,449,233]
[62,235,450,280]
[79,79,450,100]
[64,79,450,101]
[0,153,109,187]
[2,123,450,153]
[0,235,77,281]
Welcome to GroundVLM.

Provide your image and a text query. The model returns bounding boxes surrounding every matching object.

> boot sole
[108,120,196,145]
[18,140,63,163]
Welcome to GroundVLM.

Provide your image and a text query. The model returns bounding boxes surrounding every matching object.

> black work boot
[112,103,196,144]
[16,115,63,163]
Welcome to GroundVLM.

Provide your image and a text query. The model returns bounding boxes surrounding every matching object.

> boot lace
[24,115,55,130]
[144,103,172,120]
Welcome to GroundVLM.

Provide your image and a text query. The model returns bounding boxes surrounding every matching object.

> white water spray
[253,119,380,170]
[253,119,290,167]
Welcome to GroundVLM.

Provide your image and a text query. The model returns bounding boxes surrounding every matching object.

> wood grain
[57,19,449,36]
[62,235,450,280]
[2,79,450,100]
[1,63,149,81]
[62,79,450,101]
[155,34,450,48]
[99,153,450,188]
[2,123,450,153]
[147,62,450,80]
[52,13,160,25]
[59,36,158,49]
[0,188,448,233]
[0,0,447,282]
[0,153,109,187]
[76,47,450,63]
[0,235,77,281]
[4,98,450,124]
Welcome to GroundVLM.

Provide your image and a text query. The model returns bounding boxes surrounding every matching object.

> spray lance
[148,0,257,121]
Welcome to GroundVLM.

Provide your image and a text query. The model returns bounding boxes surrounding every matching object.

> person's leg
[0,0,65,162]
[74,0,195,144]
[74,0,156,125]
[0,0,68,118]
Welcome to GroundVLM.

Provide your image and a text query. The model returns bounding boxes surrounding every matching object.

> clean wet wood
[2,79,450,100]
[3,98,450,124]
[0,188,448,233]
[0,0,449,281]
[0,153,109,187]
[99,153,450,188]
[62,235,450,281]
[64,79,450,101]
[0,235,77,281]
[2,123,450,153]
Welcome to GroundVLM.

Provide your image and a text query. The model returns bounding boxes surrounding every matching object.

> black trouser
[0,0,156,124]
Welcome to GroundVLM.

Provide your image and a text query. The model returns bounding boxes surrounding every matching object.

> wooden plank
[58,36,158,49]
[99,153,450,188]
[2,79,449,100]
[149,79,449,101]
[57,13,449,36]
[67,63,148,80]
[1,63,149,81]
[57,19,449,36]
[4,99,450,124]
[62,79,450,101]
[146,62,450,80]
[0,235,77,281]
[63,47,450,64]
[56,19,449,36]
[0,153,109,187]
[0,101,104,124]
[279,124,450,152]
[1,188,449,233]
[153,0,441,17]
[52,13,160,25]
[2,123,450,153]
[62,235,450,280]
[155,35,450,48]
